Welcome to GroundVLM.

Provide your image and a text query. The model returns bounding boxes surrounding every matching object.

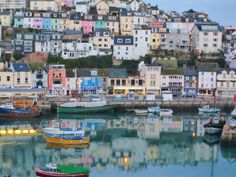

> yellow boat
[45,136,90,145]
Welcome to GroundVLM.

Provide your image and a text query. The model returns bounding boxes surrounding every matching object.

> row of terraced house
[1,61,236,98]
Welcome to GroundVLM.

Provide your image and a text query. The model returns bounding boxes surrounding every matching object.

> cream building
[120,11,134,35]
[139,62,162,96]
[95,0,109,15]
[90,29,113,50]
[0,11,13,27]
[191,23,223,53]
[0,71,14,88]
[30,0,61,11]
[0,0,27,10]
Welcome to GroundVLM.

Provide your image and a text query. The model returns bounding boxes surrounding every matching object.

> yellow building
[0,11,13,27]
[150,32,160,50]
[30,0,60,11]
[120,13,134,35]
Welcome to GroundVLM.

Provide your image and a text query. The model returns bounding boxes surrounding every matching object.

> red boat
[35,163,89,177]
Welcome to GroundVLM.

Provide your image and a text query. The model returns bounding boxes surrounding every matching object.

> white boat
[159,109,173,117]
[231,106,236,116]
[43,122,84,136]
[148,106,160,114]
[198,105,220,114]
[134,109,148,115]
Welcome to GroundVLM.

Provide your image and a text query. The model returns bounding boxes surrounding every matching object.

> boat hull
[134,109,148,116]
[204,127,222,134]
[0,112,41,118]
[45,136,90,145]
[58,105,117,114]
[36,169,88,177]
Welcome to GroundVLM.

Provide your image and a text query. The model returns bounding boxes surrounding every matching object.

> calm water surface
[0,112,236,177]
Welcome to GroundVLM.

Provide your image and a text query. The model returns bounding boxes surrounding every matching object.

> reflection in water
[0,113,235,177]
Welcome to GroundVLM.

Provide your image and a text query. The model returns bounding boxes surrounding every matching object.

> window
[203,44,208,47]
[139,80,143,86]
[204,32,208,36]
[116,80,120,86]
[25,78,28,83]
[122,79,126,86]
[117,39,123,43]
[213,44,218,47]
[17,78,20,83]
[126,47,129,51]
[150,81,155,86]
[145,37,148,42]
[125,39,131,43]
[111,79,115,86]
[131,80,135,86]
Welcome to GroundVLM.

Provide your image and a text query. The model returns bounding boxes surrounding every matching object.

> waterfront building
[161,68,184,96]
[108,68,145,96]
[77,69,105,95]
[65,69,77,96]
[191,23,223,54]
[133,27,151,59]
[91,29,113,50]
[216,68,236,97]
[183,67,198,96]
[32,67,48,88]
[113,35,134,60]
[139,62,162,95]
[197,62,218,96]
[0,0,27,10]
[0,11,13,27]
[30,0,61,11]
[0,71,14,88]
[47,64,67,95]
[10,63,32,89]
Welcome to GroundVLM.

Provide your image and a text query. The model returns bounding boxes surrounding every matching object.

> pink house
[59,0,75,7]
[32,18,42,29]
[80,20,94,35]
[48,64,67,95]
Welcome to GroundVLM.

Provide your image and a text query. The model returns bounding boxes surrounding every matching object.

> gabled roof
[11,63,31,72]
[196,62,219,72]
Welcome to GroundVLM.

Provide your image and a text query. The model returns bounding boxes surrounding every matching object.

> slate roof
[183,68,198,76]
[108,69,128,78]
[12,63,31,72]
[161,68,183,75]
[196,62,219,72]
[195,23,221,31]
[77,69,92,77]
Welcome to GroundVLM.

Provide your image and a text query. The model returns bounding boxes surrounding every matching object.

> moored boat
[0,102,41,118]
[134,109,148,116]
[159,109,173,117]
[204,117,225,135]
[148,106,160,114]
[231,106,236,117]
[35,163,89,177]
[198,105,220,115]
[58,99,117,114]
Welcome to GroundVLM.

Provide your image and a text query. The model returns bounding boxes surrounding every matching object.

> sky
[147,0,236,26]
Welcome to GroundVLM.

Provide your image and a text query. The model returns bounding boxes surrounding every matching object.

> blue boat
[0,102,40,118]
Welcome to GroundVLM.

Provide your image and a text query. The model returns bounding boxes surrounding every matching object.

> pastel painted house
[14,11,24,27]
[48,64,67,95]
[81,20,94,34]
[94,19,107,30]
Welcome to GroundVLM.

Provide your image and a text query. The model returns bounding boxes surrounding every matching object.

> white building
[191,23,223,54]
[0,0,27,10]
[113,35,135,60]
[75,1,89,14]
[139,62,162,95]
[133,28,151,59]
[127,0,140,11]
[217,69,236,97]
[66,69,78,96]
[32,68,48,88]
[197,62,218,96]
[61,41,98,59]
[161,68,184,96]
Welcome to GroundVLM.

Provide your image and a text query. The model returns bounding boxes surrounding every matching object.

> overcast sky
[146,0,236,26]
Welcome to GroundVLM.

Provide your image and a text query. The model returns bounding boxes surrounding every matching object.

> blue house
[183,68,198,97]
[78,69,105,96]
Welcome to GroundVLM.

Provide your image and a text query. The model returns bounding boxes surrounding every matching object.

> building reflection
[0,114,222,176]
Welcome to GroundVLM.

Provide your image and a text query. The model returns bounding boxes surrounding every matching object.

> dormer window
[125,39,131,43]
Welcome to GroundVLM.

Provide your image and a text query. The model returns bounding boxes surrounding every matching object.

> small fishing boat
[134,109,148,116]
[45,133,89,145]
[0,102,41,118]
[148,106,160,114]
[204,117,225,135]
[35,163,89,177]
[43,122,83,136]
[198,105,220,115]
[159,109,173,117]
[231,106,236,117]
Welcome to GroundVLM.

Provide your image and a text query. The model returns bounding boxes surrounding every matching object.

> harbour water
[0,112,236,177]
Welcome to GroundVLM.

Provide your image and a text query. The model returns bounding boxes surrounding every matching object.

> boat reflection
[45,143,90,150]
